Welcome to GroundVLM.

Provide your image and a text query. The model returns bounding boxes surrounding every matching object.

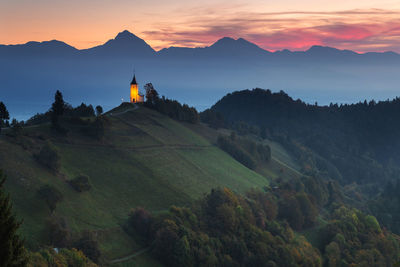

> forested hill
[203,89,400,185]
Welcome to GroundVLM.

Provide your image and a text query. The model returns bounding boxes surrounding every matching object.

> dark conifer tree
[0,170,27,266]
[0,101,10,132]
[0,102,10,121]
[95,105,103,116]
[51,90,65,128]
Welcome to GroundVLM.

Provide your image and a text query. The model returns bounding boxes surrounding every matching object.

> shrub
[127,207,153,239]
[37,184,63,213]
[74,231,101,264]
[69,175,91,192]
[80,117,108,140]
[34,143,60,172]
[46,216,71,247]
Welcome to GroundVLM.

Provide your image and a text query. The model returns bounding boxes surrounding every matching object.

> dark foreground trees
[131,188,321,267]
[127,179,400,267]
[0,101,10,133]
[0,170,27,266]
[28,248,98,267]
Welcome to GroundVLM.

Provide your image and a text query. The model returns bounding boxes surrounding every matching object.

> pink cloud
[142,9,400,53]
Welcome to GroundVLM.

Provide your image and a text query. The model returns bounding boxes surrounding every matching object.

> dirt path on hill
[109,247,150,264]
[271,157,304,177]
[108,104,139,116]
[53,141,212,151]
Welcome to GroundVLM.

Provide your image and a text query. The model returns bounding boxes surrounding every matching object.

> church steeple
[130,73,143,103]
[131,74,137,85]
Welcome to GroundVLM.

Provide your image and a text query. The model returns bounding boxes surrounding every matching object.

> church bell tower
[130,74,143,103]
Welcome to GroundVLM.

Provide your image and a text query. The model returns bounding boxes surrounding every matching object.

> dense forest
[201,88,400,235]
[127,176,400,266]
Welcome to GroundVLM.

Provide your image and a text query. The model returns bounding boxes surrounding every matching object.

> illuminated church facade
[130,74,144,103]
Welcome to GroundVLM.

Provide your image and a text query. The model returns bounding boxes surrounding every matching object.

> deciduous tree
[37,184,63,213]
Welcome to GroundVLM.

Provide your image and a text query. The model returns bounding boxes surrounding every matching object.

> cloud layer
[141,9,400,52]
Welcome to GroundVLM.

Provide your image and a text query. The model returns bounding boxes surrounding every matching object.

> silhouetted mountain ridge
[1,30,399,60]
[0,40,78,58]
[81,30,156,57]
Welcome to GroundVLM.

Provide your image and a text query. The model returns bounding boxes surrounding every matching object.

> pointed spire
[131,74,137,85]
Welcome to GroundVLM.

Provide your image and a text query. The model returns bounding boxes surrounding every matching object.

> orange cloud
[141,9,400,52]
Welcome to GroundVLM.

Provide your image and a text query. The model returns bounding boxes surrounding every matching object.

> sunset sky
[2,0,400,52]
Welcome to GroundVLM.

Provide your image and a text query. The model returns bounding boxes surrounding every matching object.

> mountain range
[2,30,399,60]
[2,30,400,120]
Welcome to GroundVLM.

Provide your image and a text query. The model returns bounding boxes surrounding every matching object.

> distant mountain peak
[211,37,262,48]
[307,45,338,52]
[208,36,268,56]
[115,30,137,41]
[217,37,235,42]
[82,29,155,56]
[306,45,358,56]
[212,37,241,47]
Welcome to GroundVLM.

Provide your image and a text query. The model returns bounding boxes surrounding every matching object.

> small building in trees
[130,74,144,103]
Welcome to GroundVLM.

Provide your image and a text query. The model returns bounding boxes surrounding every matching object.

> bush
[127,207,153,239]
[46,216,71,247]
[69,175,91,192]
[34,142,60,172]
[74,231,101,264]
[80,117,108,140]
[37,184,63,212]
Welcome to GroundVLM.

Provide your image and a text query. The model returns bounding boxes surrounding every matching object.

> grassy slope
[185,122,303,181]
[0,104,273,262]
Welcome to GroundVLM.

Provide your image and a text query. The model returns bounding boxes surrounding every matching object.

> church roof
[131,74,137,85]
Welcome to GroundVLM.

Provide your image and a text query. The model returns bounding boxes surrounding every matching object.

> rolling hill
[0,103,300,264]
[3,30,400,121]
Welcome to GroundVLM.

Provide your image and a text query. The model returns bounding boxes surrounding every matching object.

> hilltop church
[130,74,144,103]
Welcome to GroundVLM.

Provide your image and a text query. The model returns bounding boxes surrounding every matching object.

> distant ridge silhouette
[1,30,399,59]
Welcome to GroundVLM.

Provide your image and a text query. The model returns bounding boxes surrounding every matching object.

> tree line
[125,173,400,266]
[144,83,199,123]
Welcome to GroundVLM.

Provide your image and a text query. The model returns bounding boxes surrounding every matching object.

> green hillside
[186,122,303,181]
[0,103,295,263]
